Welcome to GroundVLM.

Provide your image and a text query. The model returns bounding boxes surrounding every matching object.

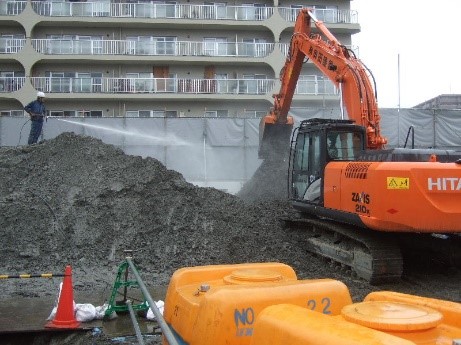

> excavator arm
[259,8,387,158]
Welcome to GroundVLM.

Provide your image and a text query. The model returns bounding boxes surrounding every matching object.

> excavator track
[398,233,461,269]
[280,217,403,285]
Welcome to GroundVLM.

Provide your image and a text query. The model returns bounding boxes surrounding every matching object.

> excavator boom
[259,8,387,159]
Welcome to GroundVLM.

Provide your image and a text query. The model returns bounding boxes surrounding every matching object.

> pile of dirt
[0,133,344,297]
[0,133,459,343]
[237,155,289,202]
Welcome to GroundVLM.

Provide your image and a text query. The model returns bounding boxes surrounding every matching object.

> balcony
[31,1,275,21]
[31,39,275,58]
[0,77,25,92]
[295,76,338,95]
[29,2,358,24]
[279,7,358,23]
[0,1,26,16]
[28,76,337,96]
[0,37,26,54]
[30,77,277,95]
[279,43,359,58]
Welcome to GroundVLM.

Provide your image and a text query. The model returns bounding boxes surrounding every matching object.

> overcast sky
[350,0,461,108]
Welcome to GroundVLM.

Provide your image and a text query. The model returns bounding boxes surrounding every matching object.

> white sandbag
[75,303,96,322]
[95,303,117,320]
[146,300,165,320]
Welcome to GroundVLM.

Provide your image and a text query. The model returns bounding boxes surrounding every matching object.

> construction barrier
[0,273,66,279]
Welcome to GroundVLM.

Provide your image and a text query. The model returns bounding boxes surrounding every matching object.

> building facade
[414,94,461,110]
[0,0,359,118]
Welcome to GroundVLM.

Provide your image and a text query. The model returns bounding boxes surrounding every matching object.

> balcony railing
[0,77,25,92]
[295,76,338,95]
[279,43,359,57]
[0,38,26,54]
[31,2,274,21]
[0,76,337,96]
[32,39,275,57]
[0,1,26,16]
[30,77,277,95]
[279,7,358,23]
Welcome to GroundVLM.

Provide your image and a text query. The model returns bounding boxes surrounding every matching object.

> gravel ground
[0,133,459,344]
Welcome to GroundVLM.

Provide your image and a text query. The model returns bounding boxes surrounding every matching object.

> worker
[327,132,339,159]
[351,132,363,158]
[24,91,47,145]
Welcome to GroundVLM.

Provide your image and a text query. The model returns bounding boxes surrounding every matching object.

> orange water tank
[250,292,461,345]
[163,262,353,345]
[163,263,461,345]
[251,304,416,345]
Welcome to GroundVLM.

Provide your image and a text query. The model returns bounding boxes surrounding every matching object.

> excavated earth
[0,133,459,344]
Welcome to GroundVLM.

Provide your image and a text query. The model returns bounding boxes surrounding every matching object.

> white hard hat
[37,91,46,98]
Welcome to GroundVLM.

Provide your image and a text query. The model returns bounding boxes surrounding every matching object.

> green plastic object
[105,259,149,318]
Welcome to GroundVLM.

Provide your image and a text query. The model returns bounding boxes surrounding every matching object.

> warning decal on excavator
[387,177,409,189]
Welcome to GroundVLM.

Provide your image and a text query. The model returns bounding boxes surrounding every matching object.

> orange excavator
[259,9,461,283]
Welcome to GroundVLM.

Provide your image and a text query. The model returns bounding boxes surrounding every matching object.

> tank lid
[341,301,443,331]
[223,268,283,285]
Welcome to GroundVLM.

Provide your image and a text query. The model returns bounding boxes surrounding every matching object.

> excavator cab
[289,119,365,205]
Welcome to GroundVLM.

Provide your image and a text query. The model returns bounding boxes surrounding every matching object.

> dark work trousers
[28,119,44,145]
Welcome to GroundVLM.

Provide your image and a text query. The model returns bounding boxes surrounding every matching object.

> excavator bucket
[258,115,294,159]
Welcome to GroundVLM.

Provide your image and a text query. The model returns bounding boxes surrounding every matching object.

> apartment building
[0,0,359,118]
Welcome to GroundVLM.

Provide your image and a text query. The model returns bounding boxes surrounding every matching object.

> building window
[312,5,338,23]
[76,110,103,117]
[239,3,267,20]
[46,34,103,55]
[1,110,23,117]
[0,71,24,92]
[126,36,176,55]
[6,1,25,15]
[45,71,102,93]
[139,110,151,118]
[126,110,178,118]
[49,110,76,117]
[151,1,176,18]
[203,37,228,56]
[0,34,25,53]
[242,38,268,57]
[243,110,265,118]
[203,2,227,19]
[240,74,268,94]
[165,110,178,118]
[205,110,228,118]
[289,5,338,22]
[125,72,154,92]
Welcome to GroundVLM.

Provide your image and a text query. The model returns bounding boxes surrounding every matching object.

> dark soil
[0,133,459,344]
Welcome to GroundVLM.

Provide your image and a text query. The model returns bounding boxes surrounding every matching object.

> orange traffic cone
[45,265,80,329]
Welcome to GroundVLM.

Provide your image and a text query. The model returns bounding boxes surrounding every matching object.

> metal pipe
[126,300,145,345]
[339,83,344,119]
[126,257,179,345]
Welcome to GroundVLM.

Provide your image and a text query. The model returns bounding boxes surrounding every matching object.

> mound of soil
[0,133,336,297]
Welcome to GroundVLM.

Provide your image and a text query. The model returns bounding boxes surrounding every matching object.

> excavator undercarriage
[280,216,403,284]
[281,215,461,284]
